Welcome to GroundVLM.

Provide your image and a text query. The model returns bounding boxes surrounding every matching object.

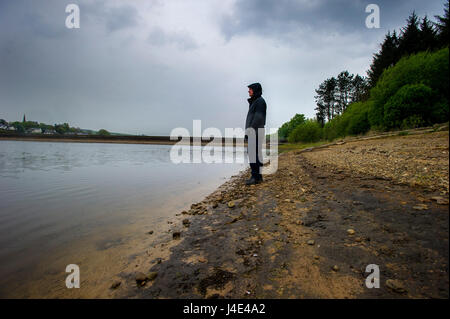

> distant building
[7,126,16,131]
[43,129,56,135]
[30,128,42,134]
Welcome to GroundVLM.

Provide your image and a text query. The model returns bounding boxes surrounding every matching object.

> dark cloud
[0,0,446,135]
[220,0,445,41]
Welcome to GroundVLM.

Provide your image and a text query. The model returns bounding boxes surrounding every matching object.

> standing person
[245,82,267,185]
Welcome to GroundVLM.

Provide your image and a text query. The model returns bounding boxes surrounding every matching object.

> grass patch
[278,140,330,153]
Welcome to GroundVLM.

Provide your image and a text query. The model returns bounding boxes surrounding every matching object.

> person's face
[248,88,253,97]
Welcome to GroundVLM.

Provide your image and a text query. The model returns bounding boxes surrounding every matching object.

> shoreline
[112,130,448,299]
[0,135,248,146]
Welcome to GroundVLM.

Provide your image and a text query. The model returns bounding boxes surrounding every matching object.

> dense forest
[279,1,449,143]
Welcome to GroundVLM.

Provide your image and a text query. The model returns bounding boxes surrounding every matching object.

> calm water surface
[0,140,246,297]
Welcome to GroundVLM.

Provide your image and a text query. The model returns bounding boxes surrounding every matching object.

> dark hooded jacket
[245,83,267,130]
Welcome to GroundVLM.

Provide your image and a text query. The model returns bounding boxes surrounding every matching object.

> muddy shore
[108,130,449,299]
[0,135,247,146]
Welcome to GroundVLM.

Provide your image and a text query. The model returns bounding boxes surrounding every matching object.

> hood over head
[247,82,262,100]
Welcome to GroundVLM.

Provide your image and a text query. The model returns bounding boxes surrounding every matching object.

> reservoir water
[0,140,246,297]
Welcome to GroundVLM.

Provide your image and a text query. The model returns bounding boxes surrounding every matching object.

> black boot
[246,176,258,185]
[257,174,263,183]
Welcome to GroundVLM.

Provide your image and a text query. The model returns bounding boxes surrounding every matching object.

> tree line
[0,118,110,136]
[314,72,368,126]
[280,1,449,143]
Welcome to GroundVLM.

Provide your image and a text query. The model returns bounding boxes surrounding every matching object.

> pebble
[386,279,406,293]
[307,240,315,245]
[332,265,340,272]
[413,204,429,210]
[182,219,191,227]
[431,196,449,205]
[172,232,181,239]
[135,272,147,284]
[110,281,121,290]
[227,201,235,208]
[347,229,356,235]
[148,231,154,235]
[147,272,158,281]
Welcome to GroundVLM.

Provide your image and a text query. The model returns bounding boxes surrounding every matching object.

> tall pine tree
[336,71,354,114]
[367,31,400,87]
[398,11,422,56]
[435,0,449,47]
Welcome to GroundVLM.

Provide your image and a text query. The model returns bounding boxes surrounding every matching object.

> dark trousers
[247,128,264,179]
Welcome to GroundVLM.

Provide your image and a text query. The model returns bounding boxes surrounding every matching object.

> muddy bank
[112,131,448,299]
[0,135,246,146]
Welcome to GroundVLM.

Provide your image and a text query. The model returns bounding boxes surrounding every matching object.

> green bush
[383,84,434,129]
[323,115,345,141]
[368,48,449,128]
[98,129,110,136]
[345,102,371,135]
[278,114,306,141]
[288,119,323,143]
[430,98,450,124]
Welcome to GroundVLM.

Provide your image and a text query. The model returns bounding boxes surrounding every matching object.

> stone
[227,201,235,208]
[147,272,158,281]
[182,219,190,227]
[135,272,147,284]
[110,281,121,289]
[307,240,315,245]
[147,231,154,235]
[413,204,428,210]
[386,279,406,293]
[431,196,449,205]
[347,229,356,235]
[172,231,181,239]
[332,265,340,272]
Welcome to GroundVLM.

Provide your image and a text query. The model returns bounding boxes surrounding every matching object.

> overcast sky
[0,0,445,135]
